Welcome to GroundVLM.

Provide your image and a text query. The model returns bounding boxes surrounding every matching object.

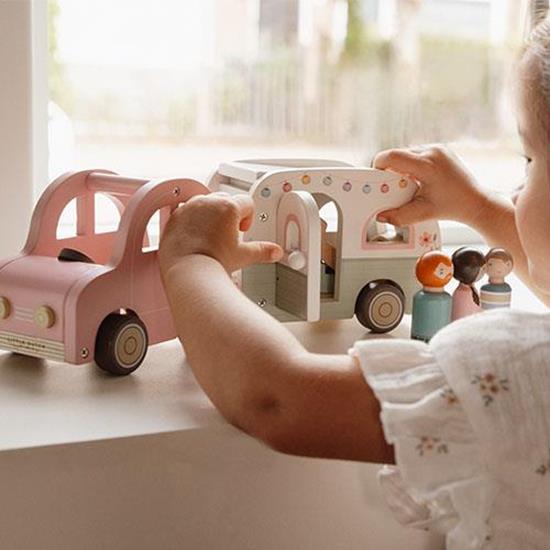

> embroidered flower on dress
[416,436,449,456]
[440,387,459,405]
[471,373,509,406]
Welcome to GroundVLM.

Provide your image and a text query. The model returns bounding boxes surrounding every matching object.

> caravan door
[275,191,320,321]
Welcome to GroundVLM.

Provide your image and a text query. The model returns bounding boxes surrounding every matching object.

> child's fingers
[237,241,283,268]
[377,198,434,226]
[239,216,253,232]
[373,149,432,180]
[230,194,256,231]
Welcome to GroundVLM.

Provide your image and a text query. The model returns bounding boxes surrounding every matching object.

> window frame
[0,0,48,257]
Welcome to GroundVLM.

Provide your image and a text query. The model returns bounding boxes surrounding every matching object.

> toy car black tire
[354,280,405,334]
[95,313,149,375]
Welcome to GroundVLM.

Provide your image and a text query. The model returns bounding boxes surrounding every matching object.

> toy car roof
[217,158,354,189]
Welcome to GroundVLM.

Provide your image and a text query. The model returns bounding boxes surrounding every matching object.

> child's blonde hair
[522,13,550,142]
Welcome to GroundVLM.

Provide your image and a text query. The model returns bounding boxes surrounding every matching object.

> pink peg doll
[451,246,486,321]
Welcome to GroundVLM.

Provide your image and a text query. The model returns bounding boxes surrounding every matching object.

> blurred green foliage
[48,0,74,111]
[420,36,491,104]
[342,0,390,65]
[417,36,495,140]
[343,0,366,60]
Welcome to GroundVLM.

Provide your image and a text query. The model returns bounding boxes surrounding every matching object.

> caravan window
[285,219,300,251]
[365,219,411,245]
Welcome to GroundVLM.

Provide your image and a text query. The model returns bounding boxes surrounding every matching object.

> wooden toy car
[208,159,441,333]
[0,170,208,374]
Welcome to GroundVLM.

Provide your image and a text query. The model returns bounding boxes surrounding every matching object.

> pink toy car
[0,170,208,374]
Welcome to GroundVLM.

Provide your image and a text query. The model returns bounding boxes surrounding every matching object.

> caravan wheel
[355,280,405,334]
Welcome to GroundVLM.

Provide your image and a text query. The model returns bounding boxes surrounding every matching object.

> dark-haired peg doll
[480,248,514,310]
[451,247,486,321]
[411,251,454,342]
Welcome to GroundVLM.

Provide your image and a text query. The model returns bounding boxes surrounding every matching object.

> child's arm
[159,194,394,464]
[373,146,550,305]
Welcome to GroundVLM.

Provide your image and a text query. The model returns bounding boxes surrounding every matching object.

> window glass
[48,0,530,236]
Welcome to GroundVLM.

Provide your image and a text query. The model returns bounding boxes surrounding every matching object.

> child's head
[452,247,486,285]
[416,251,453,289]
[485,248,513,281]
[515,16,550,292]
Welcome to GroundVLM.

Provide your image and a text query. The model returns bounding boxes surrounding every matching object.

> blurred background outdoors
[48,0,533,215]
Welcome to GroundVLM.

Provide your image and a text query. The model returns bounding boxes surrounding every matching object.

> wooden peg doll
[411,251,454,342]
[451,247,486,321]
[480,248,514,310]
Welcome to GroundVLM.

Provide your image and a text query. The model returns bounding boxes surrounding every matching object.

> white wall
[0,0,47,257]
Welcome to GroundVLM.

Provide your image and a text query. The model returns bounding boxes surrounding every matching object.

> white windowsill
[441,220,482,244]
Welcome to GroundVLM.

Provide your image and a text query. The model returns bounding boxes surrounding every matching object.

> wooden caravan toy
[0,170,208,374]
[208,159,441,333]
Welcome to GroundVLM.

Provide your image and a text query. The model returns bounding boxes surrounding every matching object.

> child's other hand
[373,145,487,226]
[159,193,283,274]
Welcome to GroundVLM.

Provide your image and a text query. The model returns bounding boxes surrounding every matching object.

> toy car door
[275,191,321,321]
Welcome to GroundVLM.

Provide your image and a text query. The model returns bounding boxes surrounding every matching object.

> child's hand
[159,193,283,274]
[373,145,488,225]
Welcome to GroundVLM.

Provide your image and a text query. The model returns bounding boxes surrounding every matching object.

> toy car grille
[0,331,65,362]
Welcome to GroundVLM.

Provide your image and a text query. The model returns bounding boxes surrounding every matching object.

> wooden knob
[35,306,56,329]
[288,250,306,270]
[0,297,11,320]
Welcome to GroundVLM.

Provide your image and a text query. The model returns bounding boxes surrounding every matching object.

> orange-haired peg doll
[411,251,454,342]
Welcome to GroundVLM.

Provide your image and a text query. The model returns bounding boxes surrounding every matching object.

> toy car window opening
[56,193,168,265]
[366,220,410,244]
[57,194,123,240]
[57,198,79,240]
[94,193,121,235]
[142,209,161,253]
[142,207,173,254]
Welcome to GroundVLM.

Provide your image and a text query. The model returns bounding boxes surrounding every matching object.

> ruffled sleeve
[349,338,493,549]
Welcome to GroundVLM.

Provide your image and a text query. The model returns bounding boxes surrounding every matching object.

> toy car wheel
[355,280,405,334]
[94,313,149,375]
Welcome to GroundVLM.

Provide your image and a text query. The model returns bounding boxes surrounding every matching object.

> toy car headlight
[34,306,56,329]
[0,297,11,320]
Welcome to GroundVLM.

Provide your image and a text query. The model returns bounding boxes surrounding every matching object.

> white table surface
[0,316,408,453]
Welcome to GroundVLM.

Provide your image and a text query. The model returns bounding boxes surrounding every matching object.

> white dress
[349,309,550,550]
